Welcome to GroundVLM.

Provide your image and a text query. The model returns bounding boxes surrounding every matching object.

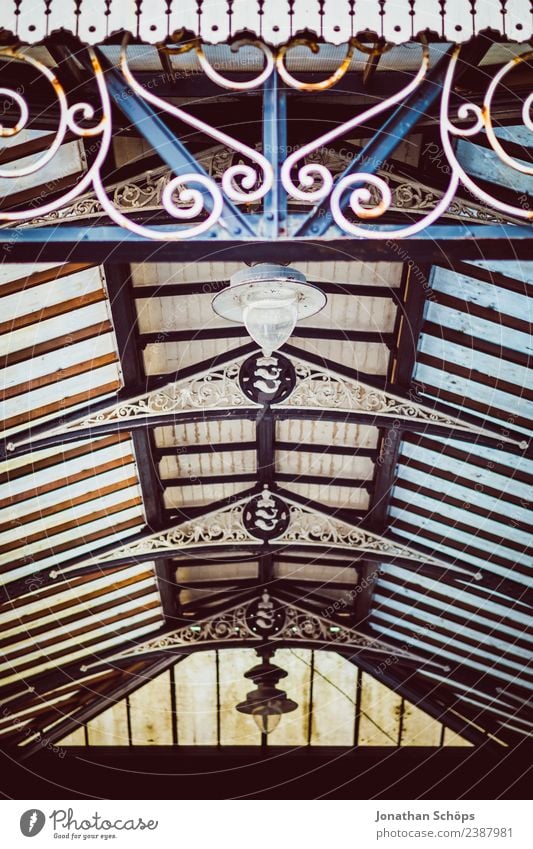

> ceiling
[0,35,531,759]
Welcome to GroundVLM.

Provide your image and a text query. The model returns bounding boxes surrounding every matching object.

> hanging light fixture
[212,264,326,356]
[236,648,298,735]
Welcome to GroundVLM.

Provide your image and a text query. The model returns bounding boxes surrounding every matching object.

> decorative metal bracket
[15,142,509,231]
[270,489,474,574]
[6,347,525,455]
[80,589,449,673]
[0,38,531,241]
[7,353,260,450]
[56,485,476,579]
[4,351,291,452]
[69,358,257,425]
[276,353,528,449]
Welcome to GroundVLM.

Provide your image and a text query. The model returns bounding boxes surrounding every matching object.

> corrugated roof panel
[274,562,357,584]
[392,485,531,549]
[0,434,146,585]
[370,257,532,732]
[371,617,532,689]
[276,420,379,448]
[393,460,532,528]
[422,302,532,357]
[0,264,122,437]
[176,562,258,583]
[283,482,370,510]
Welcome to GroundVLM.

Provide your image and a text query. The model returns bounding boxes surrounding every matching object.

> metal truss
[79,588,445,672]
[3,349,527,457]
[47,485,476,583]
[0,37,531,252]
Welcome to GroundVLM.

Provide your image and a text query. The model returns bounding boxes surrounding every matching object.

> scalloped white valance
[2,0,532,45]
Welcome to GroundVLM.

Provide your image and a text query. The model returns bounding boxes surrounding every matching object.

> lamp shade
[242,295,298,356]
[252,703,283,735]
[212,264,326,355]
[235,651,298,736]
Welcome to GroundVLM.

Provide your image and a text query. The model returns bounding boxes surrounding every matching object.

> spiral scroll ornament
[280,42,430,205]
[439,47,533,223]
[1,39,531,239]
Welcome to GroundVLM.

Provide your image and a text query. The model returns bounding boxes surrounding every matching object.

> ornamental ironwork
[6,346,525,456]
[81,590,448,672]
[243,486,291,541]
[273,495,474,573]
[239,353,296,405]
[17,143,508,231]
[38,357,260,443]
[64,486,476,578]
[276,354,528,449]
[0,37,531,241]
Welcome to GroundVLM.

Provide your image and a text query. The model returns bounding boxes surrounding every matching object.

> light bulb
[242,297,298,357]
[252,703,283,735]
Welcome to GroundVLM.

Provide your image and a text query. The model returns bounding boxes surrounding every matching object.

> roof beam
[2,224,533,263]
[279,343,528,451]
[139,327,394,345]
[367,261,430,541]
[161,472,373,490]
[1,484,481,601]
[5,396,523,459]
[133,282,401,300]
[103,263,163,530]
[4,404,524,463]
[156,441,378,459]
[103,262,177,622]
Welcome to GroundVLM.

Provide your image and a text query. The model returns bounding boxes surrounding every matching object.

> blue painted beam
[0,222,532,262]
[295,47,455,237]
[95,50,255,239]
[261,72,287,238]
[457,139,533,195]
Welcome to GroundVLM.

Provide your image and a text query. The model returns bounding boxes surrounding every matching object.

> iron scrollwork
[0,37,531,239]
[239,353,296,405]
[243,486,291,541]
[62,482,476,579]
[85,590,445,672]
